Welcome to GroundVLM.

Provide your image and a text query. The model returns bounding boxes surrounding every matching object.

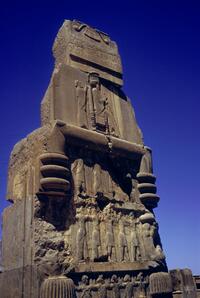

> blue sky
[0,1,200,274]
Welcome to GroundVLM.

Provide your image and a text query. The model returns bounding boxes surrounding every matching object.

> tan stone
[1,19,196,298]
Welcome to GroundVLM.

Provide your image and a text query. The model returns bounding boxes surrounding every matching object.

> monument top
[53,19,123,86]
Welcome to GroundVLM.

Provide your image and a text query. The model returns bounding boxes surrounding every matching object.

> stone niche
[0,20,197,298]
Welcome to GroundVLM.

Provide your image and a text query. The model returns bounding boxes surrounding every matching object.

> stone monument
[0,20,197,298]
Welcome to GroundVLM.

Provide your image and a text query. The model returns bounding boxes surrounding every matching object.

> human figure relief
[76,215,88,261]
[118,218,128,262]
[128,174,141,204]
[142,223,155,259]
[150,222,158,244]
[101,204,116,261]
[135,272,147,298]
[91,219,101,261]
[86,72,99,130]
[95,93,108,132]
[153,244,165,262]
[110,275,121,298]
[80,275,92,298]
[96,275,107,298]
[148,221,165,261]
[72,159,87,199]
[86,72,118,135]
[104,93,120,137]
[93,162,102,197]
[75,80,88,128]
[105,217,115,262]
[123,275,134,298]
[130,222,140,262]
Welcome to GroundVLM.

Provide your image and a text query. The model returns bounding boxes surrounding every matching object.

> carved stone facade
[0,20,197,298]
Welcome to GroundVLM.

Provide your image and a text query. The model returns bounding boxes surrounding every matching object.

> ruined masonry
[0,20,198,298]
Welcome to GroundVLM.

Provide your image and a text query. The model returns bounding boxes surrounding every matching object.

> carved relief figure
[123,275,134,298]
[153,244,165,262]
[111,275,121,298]
[118,218,128,262]
[139,146,153,174]
[135,273,147,298]
[75,80,88,128]
[93,162,102,196]
[142,223,155,259]
[72,159,86,199]
[91,219,101,261]
[76,216,88,260]
[128,173,136,202]
[95,92,108,133]
[101,168,113,199]
[86,72,99,130]
[86,72,119,136]
[104,92,119,137]
[150,222,159,245]
[130,222,140,262]
[96,275,107,298]
[105,219,115,261]
[80,275,92,298]
[129,175,141,203]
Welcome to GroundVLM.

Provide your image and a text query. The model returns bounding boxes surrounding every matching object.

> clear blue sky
[0,1,199,274]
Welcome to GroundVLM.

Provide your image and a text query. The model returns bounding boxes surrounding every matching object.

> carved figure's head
[82,275,89,285]
[124,274,131,282]
[97,275,104,284]
[111,274,118,283]
[88,72,100,87]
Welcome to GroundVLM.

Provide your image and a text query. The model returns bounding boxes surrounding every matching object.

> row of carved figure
[75,209,165,263]
[71,146,154,204]
[71,158,132,202]
[76,272,147,298]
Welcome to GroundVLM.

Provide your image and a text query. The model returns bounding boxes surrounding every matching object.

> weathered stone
[0,19,197,298]
[170,269,197,298]
[52,20,123,86]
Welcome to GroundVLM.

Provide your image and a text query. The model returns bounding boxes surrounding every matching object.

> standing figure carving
[118,218,128,262]
[130,222,140,262]
[80,275,92,298]
[76,215,88,261]
[93,161,102,197]
[135,273,147,298]
[104,92,119,137]
[105,219,115,262]
[86,72,99,130]
[86,71,118,135]
[91,219,101,261]
[75,80,88,128]
[111,275,121,298]
[154,244,165,262]
[123,275,134,298]
[142,223,155,259]
[96,275,107,298]
[72,159,86,199]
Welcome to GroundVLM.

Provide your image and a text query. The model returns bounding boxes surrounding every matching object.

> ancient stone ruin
[0,20,198,298]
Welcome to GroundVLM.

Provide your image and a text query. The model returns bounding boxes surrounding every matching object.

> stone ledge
[74,261,159,273]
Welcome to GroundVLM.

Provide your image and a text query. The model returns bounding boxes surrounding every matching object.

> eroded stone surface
[0,19,196,298]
